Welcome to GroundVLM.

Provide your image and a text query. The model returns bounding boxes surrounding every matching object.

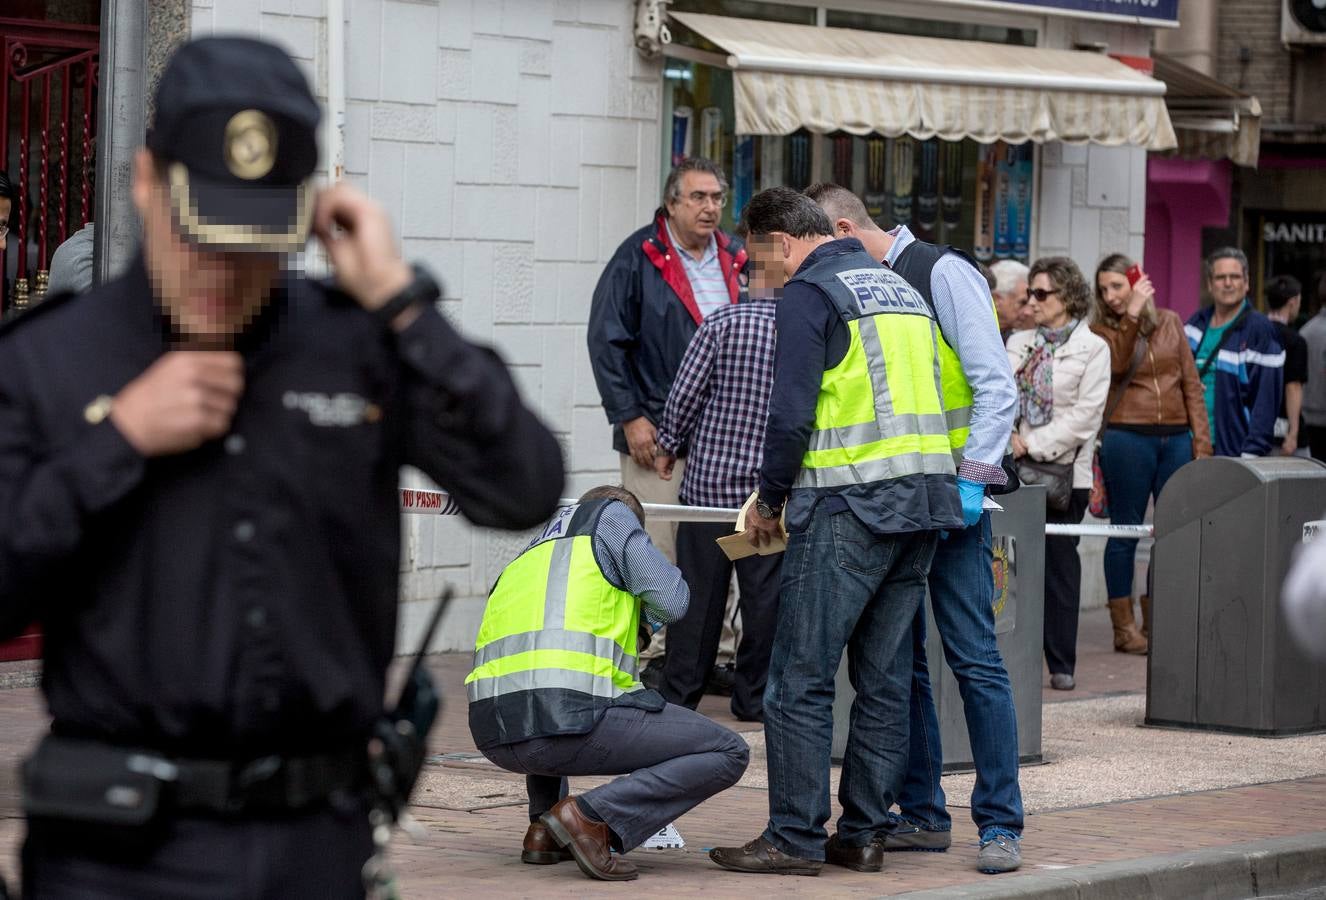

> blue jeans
[762,504,938,860]
[895,513,1024,837]
[1098,428,1193,598]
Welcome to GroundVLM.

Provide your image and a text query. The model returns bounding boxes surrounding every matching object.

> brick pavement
[0,615,1310,898]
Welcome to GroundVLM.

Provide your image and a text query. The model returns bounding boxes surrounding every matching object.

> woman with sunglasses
[1090,254,1212,656]
[1007,257,1110,691]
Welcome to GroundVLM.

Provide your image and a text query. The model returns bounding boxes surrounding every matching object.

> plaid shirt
[656,300,777,508]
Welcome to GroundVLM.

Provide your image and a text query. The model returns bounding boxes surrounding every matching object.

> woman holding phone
[1090,254,1212,654]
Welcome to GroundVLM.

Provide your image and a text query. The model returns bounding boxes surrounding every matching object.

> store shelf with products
[662,56,1036,264]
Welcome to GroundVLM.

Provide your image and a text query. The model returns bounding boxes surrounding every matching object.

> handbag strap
[1099,334,1147,440]
[1196,306,1248,379]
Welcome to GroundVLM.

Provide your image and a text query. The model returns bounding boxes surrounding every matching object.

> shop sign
[942,0,1178,24]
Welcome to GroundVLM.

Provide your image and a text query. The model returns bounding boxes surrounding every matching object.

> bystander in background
[1265,275,1308,456]
[1008,257,1110,691]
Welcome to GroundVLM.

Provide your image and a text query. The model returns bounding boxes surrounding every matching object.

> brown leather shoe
[539,797,638,881]
[1140,594,1151,639]
[521,821,573,865]
[825,833,884,872]
[709,835,822,875]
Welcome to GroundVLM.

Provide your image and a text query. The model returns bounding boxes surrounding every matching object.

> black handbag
[1016,458,1074,512]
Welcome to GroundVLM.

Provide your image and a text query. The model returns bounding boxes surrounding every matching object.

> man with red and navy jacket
[588,158,748,570]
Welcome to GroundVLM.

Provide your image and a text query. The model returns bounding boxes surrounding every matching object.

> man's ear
[835,218,855,238]
[780,233,793,259]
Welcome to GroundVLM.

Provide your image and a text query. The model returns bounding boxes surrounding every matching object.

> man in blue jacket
[587,158,748,566]
[1185,247,1284,457]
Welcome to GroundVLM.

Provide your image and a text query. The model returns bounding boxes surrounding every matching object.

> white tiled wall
[191,0,662,649]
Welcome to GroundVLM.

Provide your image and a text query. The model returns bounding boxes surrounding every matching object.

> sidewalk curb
[892,831,1326,899]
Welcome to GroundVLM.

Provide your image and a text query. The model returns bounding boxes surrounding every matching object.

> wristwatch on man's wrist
[372,264,440,328]
[755,495,782,521]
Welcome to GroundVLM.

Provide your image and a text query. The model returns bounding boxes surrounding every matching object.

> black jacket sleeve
[759,282,842,507]
[396,305,564,531]
[0,352,146,639]
[587,239,647,426]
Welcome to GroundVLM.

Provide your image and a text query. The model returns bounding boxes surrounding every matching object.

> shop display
[973,143,997,262]
[671,106,693,167]
[890,136,914,226]
[785,131,812,190]
[864,136,887,225]
[733,135,755,219]
[759,136,783,191]
[916,138,940,239]
[941,142,964,234]
[832,134,853,189]
[700,106,723,163]
[1010,142,1034,260]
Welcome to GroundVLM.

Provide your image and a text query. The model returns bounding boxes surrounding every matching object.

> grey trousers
[482,703,749,851]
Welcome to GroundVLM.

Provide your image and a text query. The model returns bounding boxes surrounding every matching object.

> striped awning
[669,12,1178,151]
[1152,54,1262,167]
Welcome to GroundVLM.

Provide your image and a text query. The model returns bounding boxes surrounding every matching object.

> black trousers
[1043,488,1090,677]
[660,521,782,720]
[1305,424,1326,462]
[23,805,373,899]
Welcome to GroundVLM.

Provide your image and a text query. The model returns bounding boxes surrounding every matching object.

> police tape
[398,488,1155,537]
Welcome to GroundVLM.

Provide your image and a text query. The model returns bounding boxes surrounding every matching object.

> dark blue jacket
[587,213,746,454]
[1185,302,1284,457]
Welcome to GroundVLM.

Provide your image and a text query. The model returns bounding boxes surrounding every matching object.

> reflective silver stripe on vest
[794,449,955,489]
[472,629,638,679]
[467,667,626,703]
[541,539,575,630]
[802,314,954,464]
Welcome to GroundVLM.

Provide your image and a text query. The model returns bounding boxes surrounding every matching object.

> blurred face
[1097,270,1131,317]
[665,171,724,249]
[1207,257,1248,311]
[131,149,282,347]
[994,280,1028,331]
[0,197,10,253]
[745,235,787,298]
[1028,272,1070,328]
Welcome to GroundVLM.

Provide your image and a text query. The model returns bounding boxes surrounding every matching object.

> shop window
[661,54,1035,262]
[824,9,1036,46]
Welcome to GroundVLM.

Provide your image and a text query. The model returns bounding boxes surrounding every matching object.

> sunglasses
[1026,287,1060,302]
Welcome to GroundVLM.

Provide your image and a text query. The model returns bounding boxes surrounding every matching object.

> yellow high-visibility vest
[466,500,642,747]
[786,248,958,527]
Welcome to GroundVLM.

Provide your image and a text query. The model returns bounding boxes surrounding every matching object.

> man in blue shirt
[807,184,1023,874]
[1185,247,1284,457]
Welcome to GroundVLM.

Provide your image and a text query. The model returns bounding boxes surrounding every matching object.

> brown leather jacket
[1090,308,1214,458]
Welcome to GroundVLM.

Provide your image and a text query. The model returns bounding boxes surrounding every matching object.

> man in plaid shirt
[653,293,782,722]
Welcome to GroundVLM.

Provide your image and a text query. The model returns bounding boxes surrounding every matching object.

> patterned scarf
[1016,319,1078,427]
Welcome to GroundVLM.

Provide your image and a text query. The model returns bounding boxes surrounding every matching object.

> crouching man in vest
[466,485,751,881]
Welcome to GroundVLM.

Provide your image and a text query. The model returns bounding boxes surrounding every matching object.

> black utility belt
[22,734,366,830]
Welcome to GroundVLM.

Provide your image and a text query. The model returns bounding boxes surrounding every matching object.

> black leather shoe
[825,833,884,872]
[709,835,822,875]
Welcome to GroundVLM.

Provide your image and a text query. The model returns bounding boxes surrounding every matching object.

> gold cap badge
[224,109,278,180]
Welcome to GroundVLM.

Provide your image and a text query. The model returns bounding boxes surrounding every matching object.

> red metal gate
[0,19,97,660]
[1,17,99,315]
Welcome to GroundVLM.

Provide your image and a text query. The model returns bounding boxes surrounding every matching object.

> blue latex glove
[957,477,985,528]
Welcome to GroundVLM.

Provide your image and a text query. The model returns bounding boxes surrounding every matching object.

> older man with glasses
[1184,247,1285,457]
[587,157,748,683]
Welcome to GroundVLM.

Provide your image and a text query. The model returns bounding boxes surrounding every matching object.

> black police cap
[148,37,321,252]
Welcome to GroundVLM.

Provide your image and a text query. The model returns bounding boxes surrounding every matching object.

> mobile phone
[1126,264,1143,287]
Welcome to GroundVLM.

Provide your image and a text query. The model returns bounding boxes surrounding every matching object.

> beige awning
[669,12,1178,151]
[1152,54,1261,167]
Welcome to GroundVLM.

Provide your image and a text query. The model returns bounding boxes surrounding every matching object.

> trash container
[831,486,1045,771]
[1148,456,1326,735]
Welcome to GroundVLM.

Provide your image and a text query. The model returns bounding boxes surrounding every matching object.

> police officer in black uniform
[0,37,563,898]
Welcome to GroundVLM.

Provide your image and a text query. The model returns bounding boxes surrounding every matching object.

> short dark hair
[737,187,834,240]
[1266,274,1303,311]
[579,484,645,525]
[803,182,876,230]
[977,262,997,292]
[662,157,728,208]
[1205,246,1249,281]
[1029,256,1092,320]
